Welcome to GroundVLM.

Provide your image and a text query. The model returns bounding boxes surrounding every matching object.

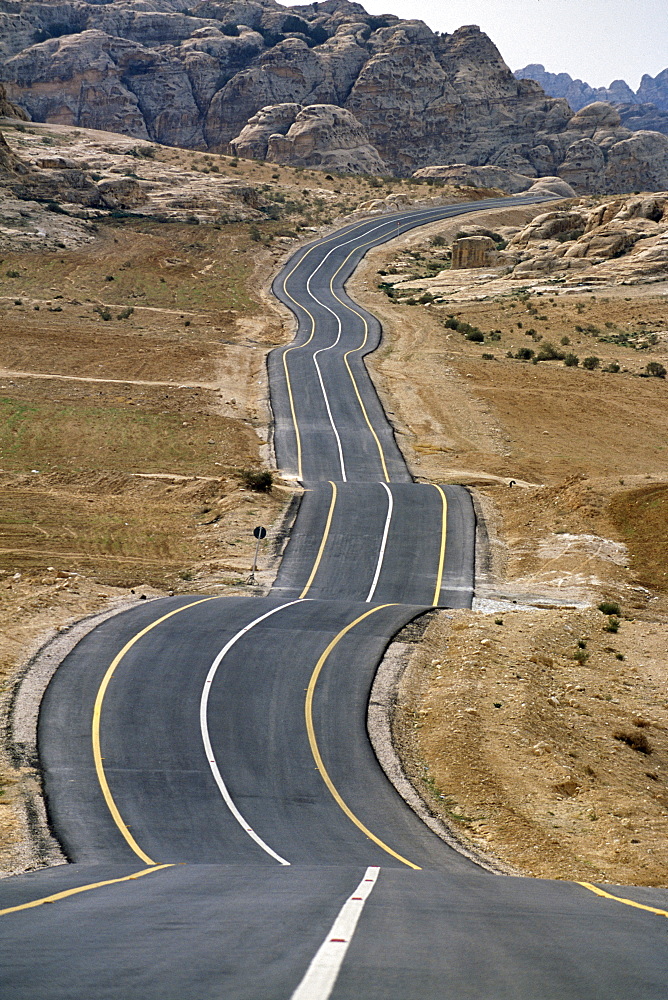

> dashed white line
[366,483,393,602]
[290,866,381,1000]
[199,599,307,866]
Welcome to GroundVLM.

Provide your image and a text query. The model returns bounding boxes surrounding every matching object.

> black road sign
[253,526,267,539]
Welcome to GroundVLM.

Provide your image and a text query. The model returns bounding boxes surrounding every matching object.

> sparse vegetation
[240,468,273,492]
[582,356,600,370]
[613,730,652,754]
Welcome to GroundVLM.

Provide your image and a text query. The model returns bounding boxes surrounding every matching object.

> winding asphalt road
[3,196,668,999]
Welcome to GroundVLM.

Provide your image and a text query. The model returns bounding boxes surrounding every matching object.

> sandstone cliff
[2,0,668,194]
[0,0,578,173]
[413,104,668,196]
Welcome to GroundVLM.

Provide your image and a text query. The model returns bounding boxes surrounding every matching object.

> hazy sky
[284,1,667,91]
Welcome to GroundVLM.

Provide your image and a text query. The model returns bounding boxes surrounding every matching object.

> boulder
[230,102,387,173]
[526,176,576,198]
[451,236,497,269]
[412,163,533,193]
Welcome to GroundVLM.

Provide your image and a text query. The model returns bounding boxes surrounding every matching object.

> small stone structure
[451,236,497,269]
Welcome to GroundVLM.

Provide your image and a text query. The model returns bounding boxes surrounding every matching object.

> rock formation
[413,164,535,194]
[515,64,668,136]
[451,236,497,269]
[229,102,387,173]
[413,104,668,196]
[499,193,668,282]
[1,1,668,193]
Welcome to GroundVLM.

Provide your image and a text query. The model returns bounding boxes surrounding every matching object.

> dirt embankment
[351,204,668,885]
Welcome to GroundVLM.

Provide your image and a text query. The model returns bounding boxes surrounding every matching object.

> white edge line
[365,483,393,602]
[290,866,381,1000]
[199,599,308,866]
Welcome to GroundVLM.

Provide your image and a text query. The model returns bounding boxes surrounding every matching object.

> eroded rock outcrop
[451,236,497,269]
[413,164,534,193]
[229,102,387,172]
[500,193,668,282]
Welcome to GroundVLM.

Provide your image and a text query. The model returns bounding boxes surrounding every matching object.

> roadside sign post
[247,526,267,584]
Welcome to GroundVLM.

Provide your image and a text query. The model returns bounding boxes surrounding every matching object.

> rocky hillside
[414,102,668,197]
[515,64,668,136]
[2,0,668,193]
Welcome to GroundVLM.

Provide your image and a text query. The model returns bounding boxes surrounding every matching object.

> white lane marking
[365,483,393,603]
[200,599,308,866]
[290,866,380,1000]
[304,219,402,481]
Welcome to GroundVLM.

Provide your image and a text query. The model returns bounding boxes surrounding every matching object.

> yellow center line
[305,605,422,870]
[92,597,220,865]
[280,219,386,480]
[299,481,338,599]
[577,881,668,918]
[0,864,174,917]
[431,485,448,606]
[329,243,393,482]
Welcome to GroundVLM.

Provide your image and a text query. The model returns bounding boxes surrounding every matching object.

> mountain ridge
[514,63,668,136]
[1,0,668,193]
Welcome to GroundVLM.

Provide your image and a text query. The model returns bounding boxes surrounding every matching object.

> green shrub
[598,600,621,616]
[536,341,564,361]
[94,305,112,321]
[116,306,134,320]
[465,329,485,342]
[582,356,600,370]
[240,468,273,492]
[515,347,534,360]
[603,362,620,373]
[645,361,666,378]
[563,353,579,367]
[604,617,621,634]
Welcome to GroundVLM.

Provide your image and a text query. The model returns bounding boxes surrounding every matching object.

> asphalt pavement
[3,195,667,1000]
